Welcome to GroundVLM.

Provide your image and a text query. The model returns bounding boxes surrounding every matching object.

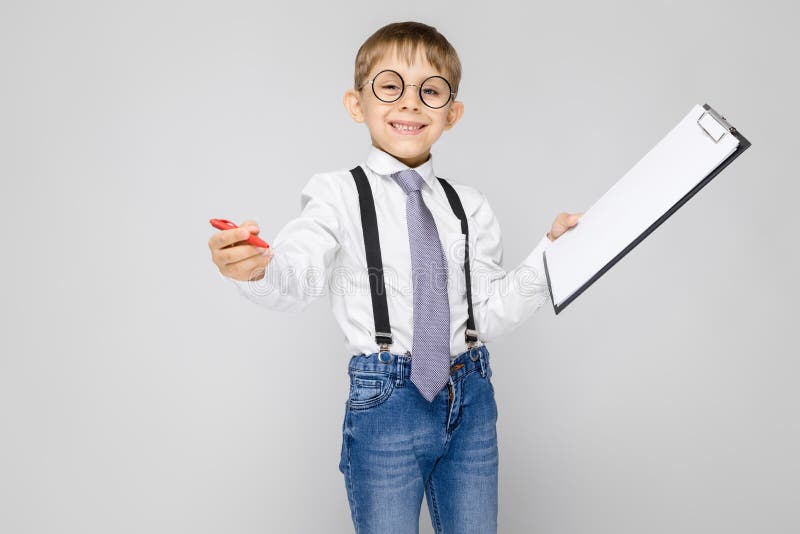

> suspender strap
[437,177,479,344]
[349,166,393,348]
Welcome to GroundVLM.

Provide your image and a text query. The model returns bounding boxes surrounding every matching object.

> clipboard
[542,103,751,314]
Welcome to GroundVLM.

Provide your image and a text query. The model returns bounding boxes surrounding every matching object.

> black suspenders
[438,177,479,346]
[349,165,479,354]
[351,165,393,349]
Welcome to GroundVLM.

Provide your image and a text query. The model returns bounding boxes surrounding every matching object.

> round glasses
[360,69,455,109]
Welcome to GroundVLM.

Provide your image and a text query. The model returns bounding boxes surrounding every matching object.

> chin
[392,146,427,159]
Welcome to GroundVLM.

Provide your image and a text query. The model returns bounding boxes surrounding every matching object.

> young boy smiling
[210,21,580,533]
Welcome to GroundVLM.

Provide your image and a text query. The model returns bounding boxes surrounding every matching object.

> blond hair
[353,21,462,99]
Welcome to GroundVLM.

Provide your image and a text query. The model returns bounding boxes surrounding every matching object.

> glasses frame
[359,69,455,109]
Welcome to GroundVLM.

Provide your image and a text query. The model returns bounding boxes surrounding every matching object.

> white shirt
[220,145,553,357]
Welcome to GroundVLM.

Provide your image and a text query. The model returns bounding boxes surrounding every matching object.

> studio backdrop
[1,1,798,533]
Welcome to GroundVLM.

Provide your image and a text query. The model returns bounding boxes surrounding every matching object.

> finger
[550,213,579,239]
[213,227,253,251]
[230,261,268,282]
[240,219,260,235]
[557,212,580,228]
[219,243,271,266]
[226,250,273,280]
[221,244,270,266]
[554,212,571,230]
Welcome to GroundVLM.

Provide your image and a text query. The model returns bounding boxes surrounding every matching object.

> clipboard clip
[697,104,736,143]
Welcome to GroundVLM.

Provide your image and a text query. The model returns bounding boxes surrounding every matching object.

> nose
[397,84,422,111]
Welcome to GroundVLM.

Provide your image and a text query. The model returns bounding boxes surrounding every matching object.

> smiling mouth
[389,121,427,134]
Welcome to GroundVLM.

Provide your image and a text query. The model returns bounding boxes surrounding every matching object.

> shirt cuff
[217,267,264,299]
[519,232,552,292]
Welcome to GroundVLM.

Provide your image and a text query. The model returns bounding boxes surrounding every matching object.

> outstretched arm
[211,173,343,313]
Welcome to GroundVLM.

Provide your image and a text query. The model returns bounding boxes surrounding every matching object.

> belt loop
[396,354,405,387]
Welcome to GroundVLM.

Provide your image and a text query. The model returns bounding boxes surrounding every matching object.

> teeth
[392,122,421,131]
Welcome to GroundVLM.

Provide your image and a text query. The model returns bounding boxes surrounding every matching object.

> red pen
[210,218,270,249]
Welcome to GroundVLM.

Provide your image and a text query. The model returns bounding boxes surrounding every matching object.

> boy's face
[344,46,464,169]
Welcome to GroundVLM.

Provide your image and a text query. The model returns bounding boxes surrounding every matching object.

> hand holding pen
[208,218,273,282]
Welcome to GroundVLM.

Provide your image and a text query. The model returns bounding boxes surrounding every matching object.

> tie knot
[391,169,425,195]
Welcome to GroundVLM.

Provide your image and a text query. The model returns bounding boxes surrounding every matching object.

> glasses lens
[373,71,403,102]
[420,76,452,108]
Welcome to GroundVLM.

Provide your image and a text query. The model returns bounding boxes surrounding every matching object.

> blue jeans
[338,345,498,533]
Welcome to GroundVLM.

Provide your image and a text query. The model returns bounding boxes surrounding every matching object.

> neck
[376,144,430,169]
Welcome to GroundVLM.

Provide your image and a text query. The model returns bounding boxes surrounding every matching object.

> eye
[422,88,439,96]
[382,84,401,91]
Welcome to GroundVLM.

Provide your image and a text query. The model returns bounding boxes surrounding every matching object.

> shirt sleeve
[219,173,343,313]
[470,192,552,343]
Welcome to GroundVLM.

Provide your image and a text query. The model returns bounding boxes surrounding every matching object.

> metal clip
[375,331,392,353]
[465,329,479,348]
[377,329,392,363]
[697,109,728,143]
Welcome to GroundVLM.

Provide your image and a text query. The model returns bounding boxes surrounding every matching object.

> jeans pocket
[347,371,395,411]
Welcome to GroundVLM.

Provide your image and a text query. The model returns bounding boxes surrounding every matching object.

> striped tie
[391,169,450,403]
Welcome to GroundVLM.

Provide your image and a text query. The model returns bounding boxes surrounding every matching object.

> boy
[209,21,580,533]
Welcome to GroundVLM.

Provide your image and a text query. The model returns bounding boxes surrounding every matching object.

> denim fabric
[339,345,498,533]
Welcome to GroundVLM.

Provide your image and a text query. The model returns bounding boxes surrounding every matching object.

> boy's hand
[547,212,583,242]
[208,219,273,281]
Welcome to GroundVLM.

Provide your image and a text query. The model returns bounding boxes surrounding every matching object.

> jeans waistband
[349,345,491,383]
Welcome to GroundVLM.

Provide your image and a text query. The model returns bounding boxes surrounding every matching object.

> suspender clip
[375,331,392,352]
[465,329,479,348]
[376,332,393,364]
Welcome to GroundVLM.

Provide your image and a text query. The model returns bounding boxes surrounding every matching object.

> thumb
[240,219,260,234]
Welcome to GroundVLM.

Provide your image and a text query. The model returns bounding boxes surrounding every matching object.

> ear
[443,100,464,131]
[343,88,365,123]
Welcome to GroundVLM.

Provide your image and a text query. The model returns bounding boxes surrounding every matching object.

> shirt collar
[364,145,437,190]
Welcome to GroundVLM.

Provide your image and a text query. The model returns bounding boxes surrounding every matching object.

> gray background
[2,0,798,532]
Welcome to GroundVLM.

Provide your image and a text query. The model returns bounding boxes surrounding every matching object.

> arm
[220,173,343,313]
[470,192,552,343]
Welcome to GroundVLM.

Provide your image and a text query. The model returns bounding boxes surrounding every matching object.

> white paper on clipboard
[543,104,749,314]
